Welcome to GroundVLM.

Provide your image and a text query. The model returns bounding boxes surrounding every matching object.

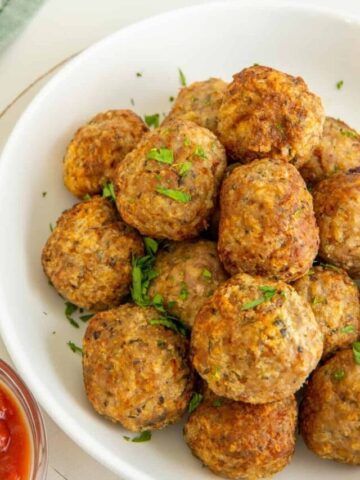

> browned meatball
[218,65,324,167]
[300,117,360,185]
[83,304,194,432]
[218,159,319,282]
[42,197,143,310]
[191,273,323,403]
[300,348,360,464]
[184,394,297,480]
[63,110,148,198]
[148,240,227,328]
[293,265,360,358]
[313,172,360,278]
[163,78,227,135]
[115,120,227,240]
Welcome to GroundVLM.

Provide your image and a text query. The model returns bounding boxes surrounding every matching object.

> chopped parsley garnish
[188,393,203,414]
[213,398,223,407]
[319,262,341,272]
[49,223,54,232]
[340,129,358,139]
[336,80,344,90]
[275,123,285,135]
[144,237,159,256]
[147,147,174,164]
[178,68,187,86]
[241,286,277,311]
[124,431,151,442]
[179,281,189,301]
[177,161,192,176]
[202,269,212,279]
[79,314,93,322]
[42,191,47,197]
[340,325,355,334]
[352,342,360,364]
[144,114,160,129]
[308,269,315,276]
[212,366,221,380]
[131,255,158,307]
[169,96,174,102]
[332,369,345,381]
[152,293,166,312]
[193,145,207,158]
[136,72,142,77]
[67,341,82,354]
[311,296,325,305]
[183,137,191,146]
[156,186,191,203]
[83,194,91,201]
[102,182,116,201]
[65,302,79,328]
[149,316,188,336]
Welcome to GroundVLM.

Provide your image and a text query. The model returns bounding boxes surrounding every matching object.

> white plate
[0,1,360,479]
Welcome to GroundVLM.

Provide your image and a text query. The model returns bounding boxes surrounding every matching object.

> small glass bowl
[0,359,48,479]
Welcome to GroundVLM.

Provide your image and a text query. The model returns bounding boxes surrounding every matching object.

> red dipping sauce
[0,383,31,480]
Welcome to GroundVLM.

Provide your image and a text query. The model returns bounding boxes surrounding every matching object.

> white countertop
[0,0,359,478]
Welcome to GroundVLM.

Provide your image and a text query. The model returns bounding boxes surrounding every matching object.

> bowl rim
[0,1,360,478]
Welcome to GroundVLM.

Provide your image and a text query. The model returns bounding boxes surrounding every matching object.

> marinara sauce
[0,383,31,480]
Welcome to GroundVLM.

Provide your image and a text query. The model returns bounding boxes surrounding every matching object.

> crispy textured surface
[184,395,297,480]
[300,349,360,464]
[42,197,143,310]
[218,66,324,167]
[218,159,319,281]
[191,273,323,403]
[313,172,360,278]
[149,240,227,328]
[293,266,360,358]
[83,304,194,432]
[63,109,148,197]
[115,120,226,240]
[300,117,360,184]
[163,78,227,135]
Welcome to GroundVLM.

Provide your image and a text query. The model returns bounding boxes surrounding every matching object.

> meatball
[148,240,227,328]
[42,196,143,311]
[218,158,319,282]
[300,348,360,464]
[163,78,227,136]
[83,304,194,431]
[63,109,148,198]
[293,265,360,358]
[115,120,227,240]
[313,171,360,278]
[218,65,324,167]
[191,273,323,403]
[300,117,360,185]
[184,394,297,480]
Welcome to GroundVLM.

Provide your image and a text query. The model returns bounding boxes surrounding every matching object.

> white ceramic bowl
[0,2,360,479]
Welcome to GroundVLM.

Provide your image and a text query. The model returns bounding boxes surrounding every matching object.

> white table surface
[0,0,359,478]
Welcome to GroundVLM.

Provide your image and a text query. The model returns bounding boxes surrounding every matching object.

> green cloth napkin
[0,0,45,53]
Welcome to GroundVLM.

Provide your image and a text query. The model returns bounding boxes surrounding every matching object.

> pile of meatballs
[41,65,360,479]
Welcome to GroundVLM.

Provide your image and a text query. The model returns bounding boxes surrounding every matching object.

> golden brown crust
[300,349,360,465]
[218,66,324,167]
[163,78,227,135]
[184,395,297,480]
[115,120,227,240]
[313,172,360,278]
[63,109,148,198]
[191,273,323,403]
[148,240,228,328]
[218,158,319,282]
[300,117,360,185]
[293,266,360,358]
[41,196,143,310]
[83,304,194,432]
